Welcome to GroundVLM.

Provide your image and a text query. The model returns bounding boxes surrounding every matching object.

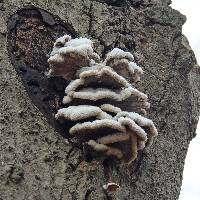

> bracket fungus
[103,182,121,195]
[48,35,158,164]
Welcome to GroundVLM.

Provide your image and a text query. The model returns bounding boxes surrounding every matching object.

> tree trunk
[0,0,199,199]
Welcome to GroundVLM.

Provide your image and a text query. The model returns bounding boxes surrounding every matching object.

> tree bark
[0,0,199,199]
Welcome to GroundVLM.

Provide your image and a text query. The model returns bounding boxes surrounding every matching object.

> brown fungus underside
[50,35,158,164]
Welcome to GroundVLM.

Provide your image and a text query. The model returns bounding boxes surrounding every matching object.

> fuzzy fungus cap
[48,35,99,79]
[102,182,121,194]
[69,119,126,136]
[115,111,158,145]
[105,48,134,63]
[55,105,113,121]
[104,49,143,83]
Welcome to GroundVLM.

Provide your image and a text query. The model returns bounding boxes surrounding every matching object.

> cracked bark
[0,0,200,199]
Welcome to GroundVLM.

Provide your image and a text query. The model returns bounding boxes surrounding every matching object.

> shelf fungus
[48,35,158,164]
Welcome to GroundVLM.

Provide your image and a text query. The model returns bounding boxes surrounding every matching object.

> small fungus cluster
[48,35,158,164]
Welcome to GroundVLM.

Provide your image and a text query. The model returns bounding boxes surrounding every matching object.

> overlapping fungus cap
[104,48,143,83]
[55,104,153,163]
[48,35,99,79]
[62,63,147,104]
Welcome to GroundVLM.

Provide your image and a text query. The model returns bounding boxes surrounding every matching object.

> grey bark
[0,0,200,199]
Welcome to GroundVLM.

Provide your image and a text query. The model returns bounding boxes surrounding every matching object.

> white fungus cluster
[48,35,158,164]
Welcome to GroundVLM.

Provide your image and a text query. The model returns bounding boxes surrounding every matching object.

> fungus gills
[48,35,158,164]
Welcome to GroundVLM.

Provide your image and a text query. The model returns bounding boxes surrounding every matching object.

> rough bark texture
[0,0,200,199]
